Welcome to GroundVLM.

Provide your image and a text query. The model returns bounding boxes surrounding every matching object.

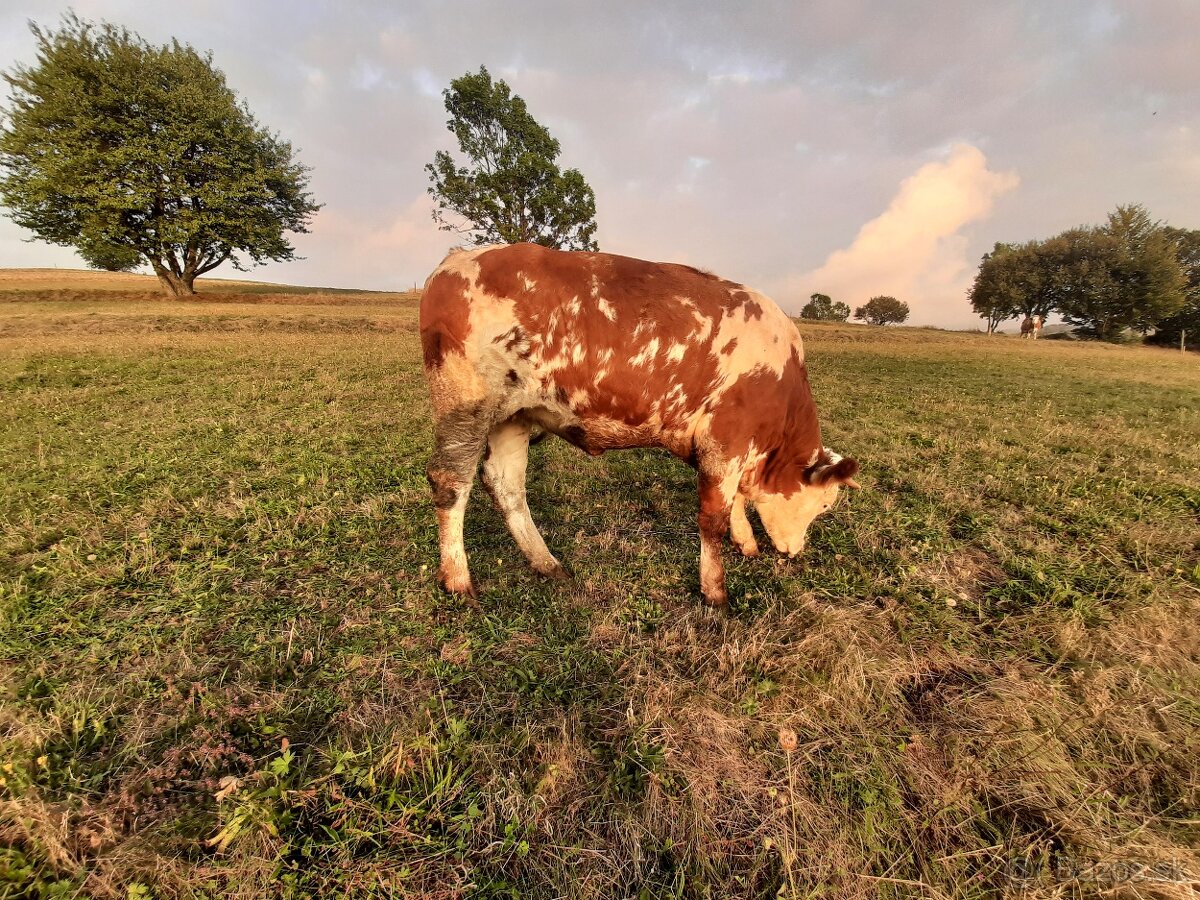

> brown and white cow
[419,243,859,607]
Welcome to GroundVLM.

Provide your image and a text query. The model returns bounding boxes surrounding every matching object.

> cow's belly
[524,397,694,460]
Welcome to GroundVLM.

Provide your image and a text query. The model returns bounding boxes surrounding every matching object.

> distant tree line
[800,292,910,326]
[800,293,850,321]
[969,204,1198,345]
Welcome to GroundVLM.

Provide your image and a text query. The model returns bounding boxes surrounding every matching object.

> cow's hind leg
[428,403,491,597]
[482,415,565,579]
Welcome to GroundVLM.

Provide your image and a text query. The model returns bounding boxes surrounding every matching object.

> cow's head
[754,449,860,556]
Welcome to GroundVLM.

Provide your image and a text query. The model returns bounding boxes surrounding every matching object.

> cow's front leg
[730,492,759,558]
[698,471,735,607]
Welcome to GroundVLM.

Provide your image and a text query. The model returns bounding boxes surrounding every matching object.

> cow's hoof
[438,569,477,599]
[537,562,570,581]
[735,541,760,558]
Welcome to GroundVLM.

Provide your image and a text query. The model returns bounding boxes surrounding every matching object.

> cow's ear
[808,453,860,488]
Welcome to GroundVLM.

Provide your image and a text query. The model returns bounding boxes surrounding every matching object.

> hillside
[1,280,1198,898]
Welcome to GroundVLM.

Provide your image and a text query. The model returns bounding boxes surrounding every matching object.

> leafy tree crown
[854,295,909,325]
[800,292,850,321]
[0,14,320,295]
[426,66,598,251]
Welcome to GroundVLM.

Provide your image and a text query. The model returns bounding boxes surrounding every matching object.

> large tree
[800,292,850,321]
[854,295,909,326]
[1148,226,1200,348]
[969,241,1057,333]
[1103,205,1187,334]
[0,16,319,297]
[426,66,598,250]
[1045,209,1185,341]
[969,243,1023,333]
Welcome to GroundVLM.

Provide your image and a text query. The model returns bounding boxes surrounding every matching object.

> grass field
[1,276,1198,899]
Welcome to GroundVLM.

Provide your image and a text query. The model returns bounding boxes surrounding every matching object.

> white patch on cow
[590,274,602,298]
[520,273,537,292]
[567,295,582,316]
[598,347,614,364]
[430,245,491,292]
[597,297,617,321]
[571,342,585,364]
[719,457,745,499]
[665,342,687,364]
[664,383,688,411]
[703,286,803,405]
[631,337,660,367]
[569,389,590,407]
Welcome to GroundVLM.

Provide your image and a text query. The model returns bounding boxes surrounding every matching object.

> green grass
[1,284,1198,898]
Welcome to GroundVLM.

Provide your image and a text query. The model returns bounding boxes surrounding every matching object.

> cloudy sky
[2,1,1196,327]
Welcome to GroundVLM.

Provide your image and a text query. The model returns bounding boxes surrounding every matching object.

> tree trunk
[152,264,197,298]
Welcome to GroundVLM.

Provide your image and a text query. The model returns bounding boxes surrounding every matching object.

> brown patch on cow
[697,477,731,534]
[720,338,738,355]
[419,271,472,368]
[723,290,762,319]
[426,468,462,509]
[506,369,519,385]
[495,325,529,355]
[709,348,823,496]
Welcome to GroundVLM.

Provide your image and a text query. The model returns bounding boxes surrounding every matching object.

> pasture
[1,274,1198,898]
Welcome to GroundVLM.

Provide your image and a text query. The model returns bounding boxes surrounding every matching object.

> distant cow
[419,243,859,607]
[1020,315,1044,339]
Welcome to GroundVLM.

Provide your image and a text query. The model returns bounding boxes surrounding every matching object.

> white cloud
[789,144,1019,325]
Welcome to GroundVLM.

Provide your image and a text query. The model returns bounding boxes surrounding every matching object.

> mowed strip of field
[0,267,383,295]
[1,280,1198,898]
